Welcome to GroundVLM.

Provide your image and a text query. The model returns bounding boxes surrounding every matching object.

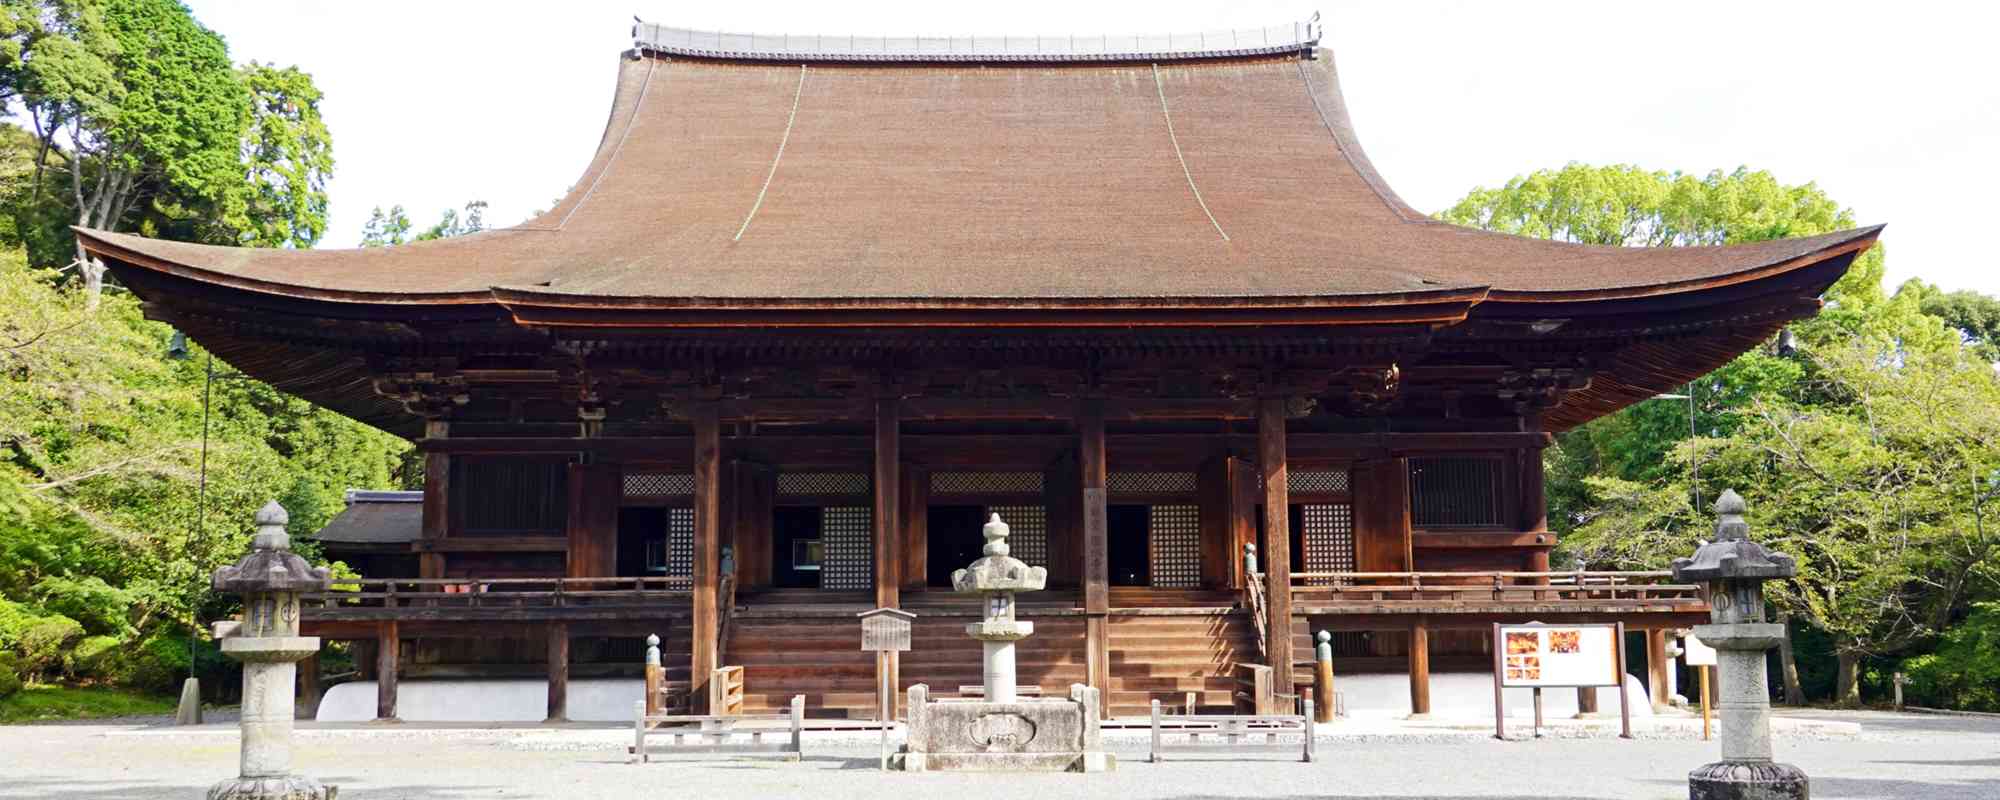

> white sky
[183,0,2000,294]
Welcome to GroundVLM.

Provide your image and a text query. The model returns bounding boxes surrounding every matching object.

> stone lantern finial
[981,513,1011,557]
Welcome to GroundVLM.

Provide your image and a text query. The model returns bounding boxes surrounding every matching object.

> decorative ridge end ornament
[213,502,334,595]
[1671,490,1798,583]
[951,513,1048,594]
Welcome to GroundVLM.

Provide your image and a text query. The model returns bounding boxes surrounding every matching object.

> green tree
[1908,282,2000,363]
[235,62,332,249]
[358,204,411,247]
[1442,163,2000,705]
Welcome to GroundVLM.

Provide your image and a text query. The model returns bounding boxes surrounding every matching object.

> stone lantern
[1670,490,1806,800]
[899,513,1112,772]
[953,513,1043,703]
[208,501,335,800]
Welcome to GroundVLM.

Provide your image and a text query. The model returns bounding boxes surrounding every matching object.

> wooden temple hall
[79,19,1880,721]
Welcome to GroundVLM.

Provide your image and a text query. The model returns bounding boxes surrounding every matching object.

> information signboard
[1497,624,1619,687]
[1683,632,1717,667]
[1491,622,1631,741]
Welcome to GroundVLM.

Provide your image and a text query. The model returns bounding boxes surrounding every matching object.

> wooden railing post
[644,634,663,717]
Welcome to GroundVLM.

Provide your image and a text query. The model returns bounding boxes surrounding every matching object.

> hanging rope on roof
[1152,63,1229,243]
[520,55,660,232]
[733,64,808,242]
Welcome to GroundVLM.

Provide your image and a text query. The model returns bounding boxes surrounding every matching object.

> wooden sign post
[1492,622,1631,740]
[1684,632,1718,741]
[859,608,915,771]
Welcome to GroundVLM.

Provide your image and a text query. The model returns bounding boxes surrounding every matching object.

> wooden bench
[630,695,805,763]
[1148,699,1315,763]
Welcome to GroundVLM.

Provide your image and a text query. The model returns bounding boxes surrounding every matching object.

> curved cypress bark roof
[76,24,1880,323]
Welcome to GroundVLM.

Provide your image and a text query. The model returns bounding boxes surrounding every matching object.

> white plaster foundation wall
[316,679,642,723]
[1329,671,1655,720]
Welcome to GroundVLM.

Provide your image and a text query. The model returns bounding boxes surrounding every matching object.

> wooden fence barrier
[1232,663,1276,714]
[1149,699,1315,763]
[630,695,804,763]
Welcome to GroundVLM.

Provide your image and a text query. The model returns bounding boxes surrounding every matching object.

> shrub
[33,576,135,637]
[64,635,123,680]
[116,632,198,694]
[18,616,83,674]
[1904,602,2000,712]
[0,652,22,698]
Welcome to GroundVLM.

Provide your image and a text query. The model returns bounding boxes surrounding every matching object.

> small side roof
[310,490,421,545]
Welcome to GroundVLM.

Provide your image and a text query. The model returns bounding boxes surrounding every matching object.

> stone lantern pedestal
[899,514,1113,772]
[208,502,335,800]
[1672,491,1807,800]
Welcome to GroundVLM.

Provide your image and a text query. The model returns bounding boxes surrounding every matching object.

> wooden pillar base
[1645,628,1671,711]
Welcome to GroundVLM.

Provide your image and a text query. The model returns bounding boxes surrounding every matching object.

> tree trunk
[1834,648,1862,707]
[1777,612,1806,706]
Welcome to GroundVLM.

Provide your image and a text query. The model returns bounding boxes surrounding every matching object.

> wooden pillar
[872,398,902,714]
[1519,442,1548,533]
[565,463,620,578]
[1576,686,1600,716]
[546,623,569,722]
[900,465,929,593]
[298,651,322,720]
[354,639,375,681]
[691,403,721,709]
[1408,618,1431,717]
[1079,398,1110,711]
[1258,396,1296,695]
[1645,627,1671,710]
[1198,456,1256,590]
[419,420,450,579]
[874,399,902,608]
[375,621,399,721]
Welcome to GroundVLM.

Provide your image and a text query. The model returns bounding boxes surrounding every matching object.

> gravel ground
[1,709,1993,799]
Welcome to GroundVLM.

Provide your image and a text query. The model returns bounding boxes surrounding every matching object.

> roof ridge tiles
[630,17,1322,64]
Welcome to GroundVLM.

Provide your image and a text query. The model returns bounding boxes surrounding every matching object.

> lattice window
[1108,471,1197,495]
[819,506,873,590]
[777,472,871,496]
[1290,470,1351,494]
[987,505,1048,567]
[1409,457,1503,527]
[665,507,694,578]
[932,471,1044,495]
[623,473,694,497]
[1301,503,1355,587]
[1148,504,1202,588]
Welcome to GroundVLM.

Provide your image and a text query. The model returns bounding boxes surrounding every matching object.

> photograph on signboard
[1505,631,1539,655]
[1549,629,1581,654]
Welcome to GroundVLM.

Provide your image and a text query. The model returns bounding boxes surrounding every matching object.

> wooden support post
[1645,627,1671,711]
[1408,617,1431,718]
[692,403,721,711]
[900,465,929,594]
[298,651,321,721]
[375,621,399,721]
[1079,398,1110,712]
[1576,686,1600,717]
[546,622,569,722]
[872,398,901,716]
[1258,396,1296,695]
[419,420,450,580]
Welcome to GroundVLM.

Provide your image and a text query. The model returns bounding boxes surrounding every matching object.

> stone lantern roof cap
[214,501,334,594]
[1671,490,1797,582]
[951,514,1047,593]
